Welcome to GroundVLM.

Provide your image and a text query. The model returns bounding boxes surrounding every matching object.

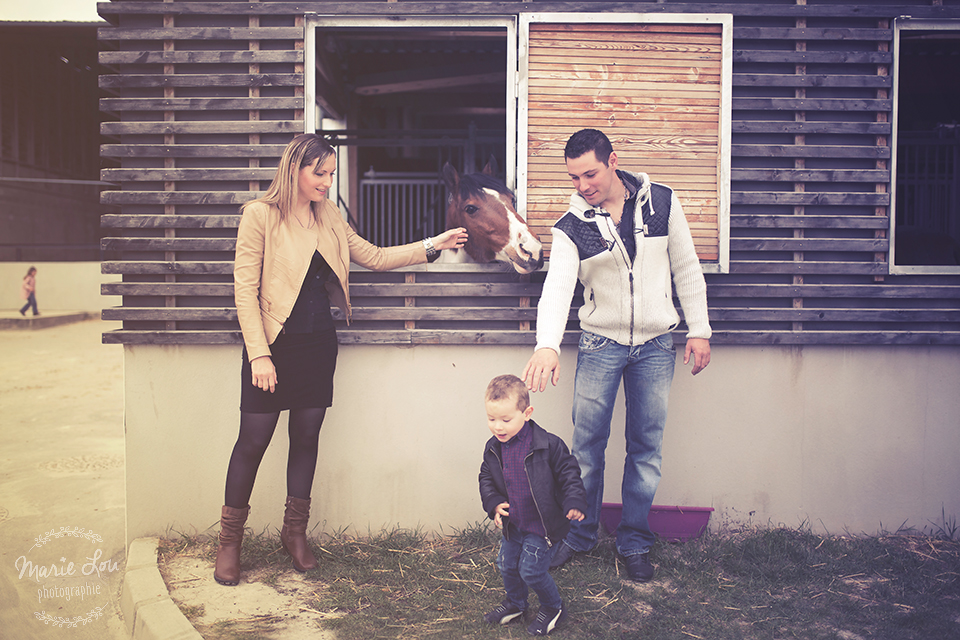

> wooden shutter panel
[522,17,730,266]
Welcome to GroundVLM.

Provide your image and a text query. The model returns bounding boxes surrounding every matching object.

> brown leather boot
[280,496,318,572]
[213,505,249,586]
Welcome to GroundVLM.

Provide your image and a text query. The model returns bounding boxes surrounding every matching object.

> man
[521,128,711,582]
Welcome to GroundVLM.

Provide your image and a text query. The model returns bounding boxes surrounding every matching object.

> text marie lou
[14,548,119,583]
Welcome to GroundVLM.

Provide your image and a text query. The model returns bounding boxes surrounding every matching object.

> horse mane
[453,172,514,201]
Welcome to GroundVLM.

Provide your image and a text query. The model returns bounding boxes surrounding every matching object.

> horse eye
[465,205,479,215]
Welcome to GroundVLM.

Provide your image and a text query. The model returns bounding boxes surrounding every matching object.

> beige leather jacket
[234,199,427,360]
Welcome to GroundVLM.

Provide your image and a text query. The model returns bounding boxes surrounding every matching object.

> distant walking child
[19,267,38,316]
[479,374,587,636]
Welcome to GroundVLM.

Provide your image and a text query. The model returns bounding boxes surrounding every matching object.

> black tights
[223,408,326,509]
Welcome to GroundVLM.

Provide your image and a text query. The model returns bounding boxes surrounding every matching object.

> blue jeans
[563,331,676,557]
[498,528,562,611]
[20,292,38,315]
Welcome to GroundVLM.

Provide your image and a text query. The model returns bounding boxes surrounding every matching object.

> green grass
[159,521,960,639]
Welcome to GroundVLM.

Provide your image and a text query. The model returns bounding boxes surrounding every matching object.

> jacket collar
[566,169,651,221]
[618,169,647,200]
[486,419,549,454]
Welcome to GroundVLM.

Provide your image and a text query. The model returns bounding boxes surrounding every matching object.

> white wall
[122,343,960,544]
[1,262,119,312]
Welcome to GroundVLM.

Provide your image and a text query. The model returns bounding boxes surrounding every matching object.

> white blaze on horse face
[484,188,544,274]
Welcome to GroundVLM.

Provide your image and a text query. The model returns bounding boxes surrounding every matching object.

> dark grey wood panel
[96,0,960,346]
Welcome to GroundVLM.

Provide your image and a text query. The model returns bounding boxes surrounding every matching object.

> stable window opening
[891,19,960,273]
[305,16,515,248]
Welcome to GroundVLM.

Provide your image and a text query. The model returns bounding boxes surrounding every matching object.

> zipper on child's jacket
[523,450,553,548]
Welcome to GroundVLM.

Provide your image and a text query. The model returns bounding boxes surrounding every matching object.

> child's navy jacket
[479,419,587,546]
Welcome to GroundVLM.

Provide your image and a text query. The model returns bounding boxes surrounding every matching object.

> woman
[215,134,467,586]
[19,266,38,316]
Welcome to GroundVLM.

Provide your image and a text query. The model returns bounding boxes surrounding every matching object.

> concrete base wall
[0,262,118,312]
[123,342,960,544]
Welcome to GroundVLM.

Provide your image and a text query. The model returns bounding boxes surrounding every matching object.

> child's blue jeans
[20,292,37,316]
[497,528,562,611]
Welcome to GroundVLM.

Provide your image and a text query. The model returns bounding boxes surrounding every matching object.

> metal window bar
[359,172,446,246]
[896,134,959,239]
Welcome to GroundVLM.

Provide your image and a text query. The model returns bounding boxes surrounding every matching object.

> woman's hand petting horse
[431,227,469,251]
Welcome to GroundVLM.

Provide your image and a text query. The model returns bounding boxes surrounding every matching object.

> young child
[479,374,587,636]
[19,266,38,316]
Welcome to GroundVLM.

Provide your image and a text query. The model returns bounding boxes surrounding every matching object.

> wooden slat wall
[98,1,960,346]
[525,22,724,261]
[98,3,304,340]
[713,8,959,345]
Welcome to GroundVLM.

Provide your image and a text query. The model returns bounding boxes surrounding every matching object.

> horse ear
[442,163,460,192]
[482,155,498,176]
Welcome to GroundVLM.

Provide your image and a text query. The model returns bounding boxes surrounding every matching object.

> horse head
[440,161,544,274]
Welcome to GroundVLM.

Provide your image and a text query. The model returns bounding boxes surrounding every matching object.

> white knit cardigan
[534,170,712,355]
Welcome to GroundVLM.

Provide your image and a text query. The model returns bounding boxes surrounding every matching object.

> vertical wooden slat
[163,8,177,331]
[249,11,261,194]
[405,272,416,330]
[519,274,530,332]
[875,18,890,282]
[793,8,806,332]
[295,15,305,125]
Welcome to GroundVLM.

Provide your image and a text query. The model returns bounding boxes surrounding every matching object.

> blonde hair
[485,374,530,412]
[242,133,335,225]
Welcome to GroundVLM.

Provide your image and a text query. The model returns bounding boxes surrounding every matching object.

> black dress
[240,250,339,412]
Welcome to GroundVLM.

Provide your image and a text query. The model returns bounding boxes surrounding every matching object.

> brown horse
[438,161,544,274]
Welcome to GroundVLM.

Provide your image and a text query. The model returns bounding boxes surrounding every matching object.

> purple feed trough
[600,503,714,542]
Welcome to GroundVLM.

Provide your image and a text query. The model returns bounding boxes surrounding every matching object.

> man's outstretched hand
[522,348,560,392]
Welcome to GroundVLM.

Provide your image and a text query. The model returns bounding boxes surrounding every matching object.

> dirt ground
[0,317,127,639]
[0,316,336,640]
[162,553,338,639]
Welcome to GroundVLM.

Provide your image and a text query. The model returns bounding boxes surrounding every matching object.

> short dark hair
[564,129,614,166]
[485,374,530,412]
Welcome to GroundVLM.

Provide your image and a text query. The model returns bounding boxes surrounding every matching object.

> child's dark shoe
[483,600,525,625]
[527,603,566,635]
